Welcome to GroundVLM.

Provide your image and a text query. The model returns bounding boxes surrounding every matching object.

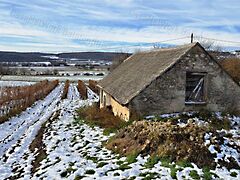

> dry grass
[61,80,70,99]
[76,104,131,134]
[0,80,59,124]
[106,121,216,168]
[220,58,240,83]
[77,80,87,99]
[88,80,99,94]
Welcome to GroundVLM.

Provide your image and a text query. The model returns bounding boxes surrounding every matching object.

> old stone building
[98,42,240,121]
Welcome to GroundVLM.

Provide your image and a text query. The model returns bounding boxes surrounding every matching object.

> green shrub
[176,160,193,168]
[97,162,108,168]
[74,175,85,180]
[60,171,68,177]
[119,163,131,170]
[144,155,160,168]
[113,172,120,176]
[170,166,178,179]
[202,167,212,180]
[126,152,138,164]
[189,170,200,180]
[159,156,172,168]
[86,156,98,163]
[230,171,238,177]
[85,169,95,174]
[60,167,76,178]
[209,117,231,130]
[140,172,159,180]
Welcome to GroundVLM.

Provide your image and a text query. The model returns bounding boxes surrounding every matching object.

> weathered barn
[98,43,240,121]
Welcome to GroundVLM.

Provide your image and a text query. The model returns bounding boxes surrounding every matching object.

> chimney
[191,33,193,43]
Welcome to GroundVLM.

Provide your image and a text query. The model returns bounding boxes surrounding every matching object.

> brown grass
[0,80,59,124]
[77,80,87,99]
[76,104,130,133]
[220,58,240,83]
[106,121,216,168]
[88,80,99,94]
[61,80,70,99]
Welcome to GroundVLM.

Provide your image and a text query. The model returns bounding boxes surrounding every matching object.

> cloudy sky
[0,0,240,52]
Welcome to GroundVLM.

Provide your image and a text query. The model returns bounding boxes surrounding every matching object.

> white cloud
[0,0,239,52]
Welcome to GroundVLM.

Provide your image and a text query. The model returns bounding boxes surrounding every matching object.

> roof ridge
[135,42,197,54]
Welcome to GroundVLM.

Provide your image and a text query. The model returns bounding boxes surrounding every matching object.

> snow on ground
[0,84,239,179]
[0,80,35,87]
[0,84,63,179]
[1,75,103,82]
[33,95,239,179]
[87,86,99,101]
[144,113,240,179]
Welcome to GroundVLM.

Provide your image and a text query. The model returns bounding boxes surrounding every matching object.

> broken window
[185,72,206,103]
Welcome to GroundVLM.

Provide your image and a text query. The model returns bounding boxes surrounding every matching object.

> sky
[0,0,240,52]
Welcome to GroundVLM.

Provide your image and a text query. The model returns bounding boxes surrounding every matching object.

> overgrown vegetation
[61,80,70,99]
[192,110,232,130]
[88,80,99,94]
[75,104,238,178]
[144,155,160,168]
[76,103,132,135]
[0,80,59,124]
[77,80,87,99]
[106,120,216,168]
[220,58,240,84]
[189,170,200,180]
[150,110,232,131]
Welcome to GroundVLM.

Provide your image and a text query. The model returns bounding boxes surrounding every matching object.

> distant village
[0,55,111,76]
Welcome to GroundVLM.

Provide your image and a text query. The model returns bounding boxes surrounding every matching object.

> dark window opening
[103,95,106,107]
[185,72,206,103]
[100,90,103,104]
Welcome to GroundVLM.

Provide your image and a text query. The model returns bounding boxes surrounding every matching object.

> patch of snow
[0,80,35,87]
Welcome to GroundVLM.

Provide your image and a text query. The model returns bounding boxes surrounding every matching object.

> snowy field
[0,83,239,179]
[0,75,103,82]
[0,80,35,87]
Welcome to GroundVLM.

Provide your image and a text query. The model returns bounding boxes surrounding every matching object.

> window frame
[185,71,207,105]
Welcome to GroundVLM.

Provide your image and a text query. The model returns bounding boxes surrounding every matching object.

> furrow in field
[0,85,63,179]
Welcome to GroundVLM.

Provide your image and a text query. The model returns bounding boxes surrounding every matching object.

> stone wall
[130,45,240,116]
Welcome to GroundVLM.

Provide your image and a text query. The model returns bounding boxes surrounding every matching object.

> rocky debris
[106,120,216,168]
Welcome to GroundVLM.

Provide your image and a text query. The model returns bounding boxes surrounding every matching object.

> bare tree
[197,37,222,52]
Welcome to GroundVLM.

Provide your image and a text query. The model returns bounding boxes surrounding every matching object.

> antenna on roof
[191,33,194,43]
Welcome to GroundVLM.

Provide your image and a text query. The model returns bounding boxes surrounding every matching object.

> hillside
[57,52,131,61]
[0,51,130,62]
[1,49,239,63]
[0,52,52,62]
